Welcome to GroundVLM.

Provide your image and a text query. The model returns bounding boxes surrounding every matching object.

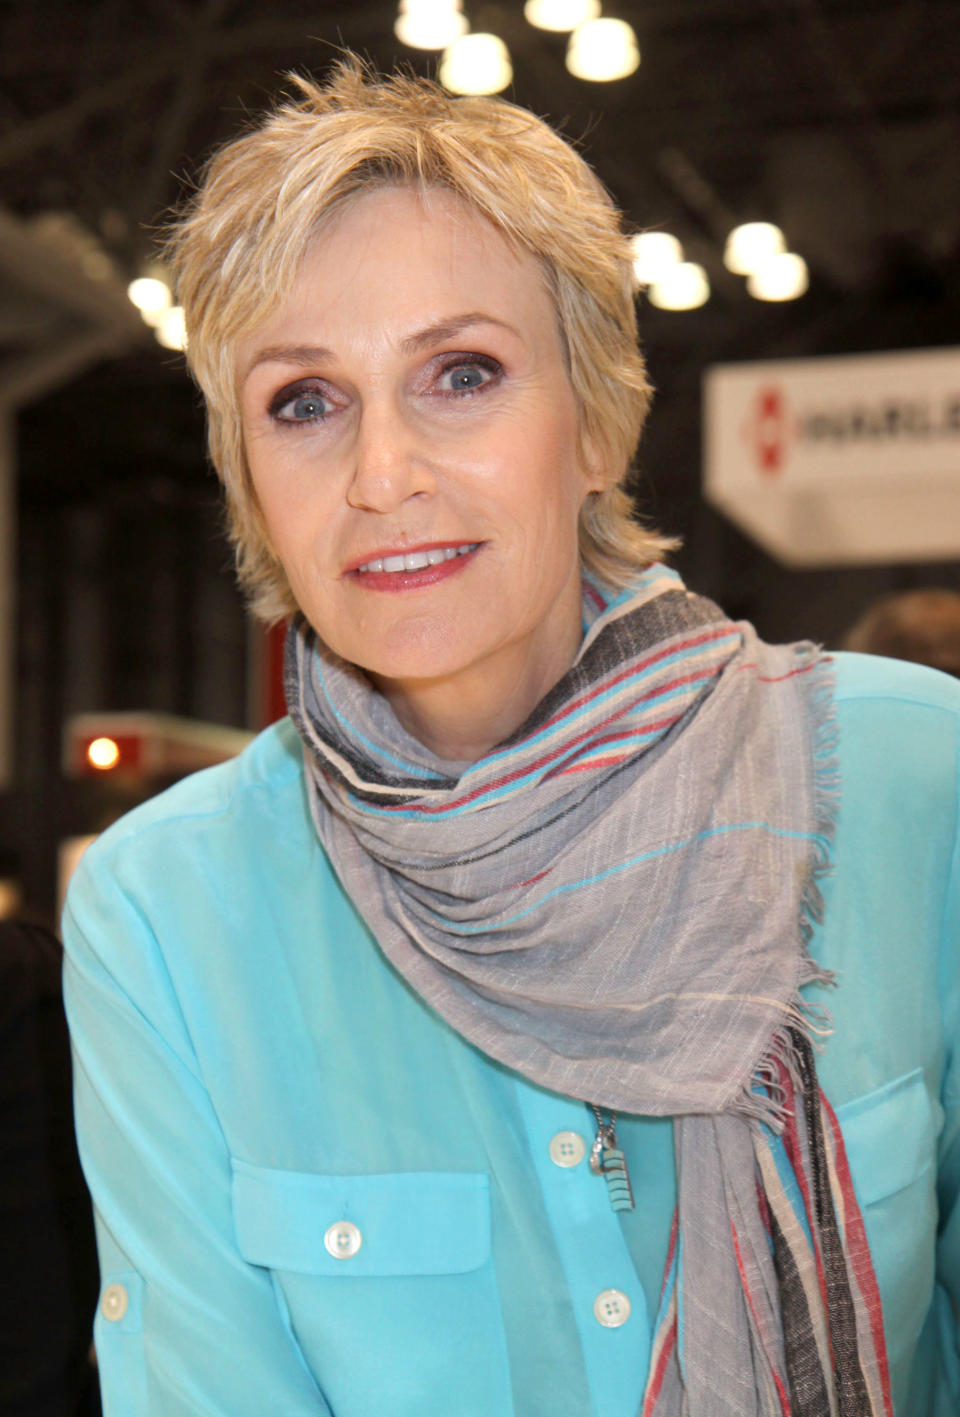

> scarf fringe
[737,648,840,1135]
[801,650,841,944]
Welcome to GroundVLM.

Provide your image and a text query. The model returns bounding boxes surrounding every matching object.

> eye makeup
[430,352,503,398]
[267,378,335,425]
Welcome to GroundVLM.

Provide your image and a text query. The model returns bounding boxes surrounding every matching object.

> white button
[101,1284,128,1322]
[549,1130,587,1168]
[593,1288,631,1327]
[324,1220,362,1259]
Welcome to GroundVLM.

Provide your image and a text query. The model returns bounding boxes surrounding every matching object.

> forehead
[264,185,556,340]
[314,182,530,274]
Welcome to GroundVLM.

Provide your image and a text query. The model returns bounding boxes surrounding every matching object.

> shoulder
[65,718,313,921]
[808,654,960,1104]
[832,649,960,716]
[831,651,960,807]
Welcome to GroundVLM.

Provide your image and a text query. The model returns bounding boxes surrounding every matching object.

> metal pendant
[589,1116,635,1212]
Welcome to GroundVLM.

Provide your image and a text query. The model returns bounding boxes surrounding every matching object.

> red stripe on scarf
[822,1092,894,1417]
[661,1210,679,1304]
[642,1212,680,1415]
[534,625,737,738]
[642,1312,677,1416]
[584,582,606,612]
[543,719,683,780]
[733,660,822,684]
[375,664,717,815]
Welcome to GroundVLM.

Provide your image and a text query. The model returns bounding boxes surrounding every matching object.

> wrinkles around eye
[433,355,501,396]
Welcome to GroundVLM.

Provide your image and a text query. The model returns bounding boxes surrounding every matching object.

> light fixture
[723,222,786,276]
[395,0,468,51]
[747,252,809,302]
[440,33,513,94]
[524,0,600,33]
[87,737,120,771]
[156,305,187,351]
[127,276,172,326]
[631,232,683,286]
[647,262,710,311]
[566,17,640,82]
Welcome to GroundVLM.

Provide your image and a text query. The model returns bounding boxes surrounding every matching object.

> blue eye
[436,357,500,394]
[269,383,332,423]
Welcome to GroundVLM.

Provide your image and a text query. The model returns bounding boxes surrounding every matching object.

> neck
[371,627,582,763]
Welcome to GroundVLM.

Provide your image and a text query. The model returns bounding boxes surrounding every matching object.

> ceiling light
[395,0,468,51]
[566,18,640,82]
[440,33,513,94]
[631,232,683,286]
[723,222,786,276]
[524,0,600,33]
[647,262,710,311]
[747,252,809,301]
[127,276,172,322]
[156,305,187,351]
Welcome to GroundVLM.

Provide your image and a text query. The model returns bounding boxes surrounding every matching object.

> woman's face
[238,185,604,731]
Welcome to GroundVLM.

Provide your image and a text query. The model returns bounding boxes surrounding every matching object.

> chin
[350,620,489,685]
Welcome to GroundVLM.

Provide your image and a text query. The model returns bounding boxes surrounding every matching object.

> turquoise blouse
[62,652,960,1416]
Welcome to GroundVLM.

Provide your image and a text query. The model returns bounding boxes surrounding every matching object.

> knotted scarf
[285,564,892,1416]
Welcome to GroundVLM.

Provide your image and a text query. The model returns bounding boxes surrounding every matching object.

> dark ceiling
[4,0,959,317]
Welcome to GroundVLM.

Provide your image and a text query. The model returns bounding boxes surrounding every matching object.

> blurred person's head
[166,58,672,623]
[843,588,960,678]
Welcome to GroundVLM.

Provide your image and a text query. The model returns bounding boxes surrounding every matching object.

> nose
[345,397,436,513]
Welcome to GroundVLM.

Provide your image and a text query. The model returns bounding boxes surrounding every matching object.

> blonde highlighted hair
[167,58,674,622]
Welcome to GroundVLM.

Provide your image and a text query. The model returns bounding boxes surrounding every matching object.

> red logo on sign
[743,384,792,476]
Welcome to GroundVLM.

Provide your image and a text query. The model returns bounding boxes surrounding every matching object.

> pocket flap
[232,1161,490,1277]
[834,1067,935,1207]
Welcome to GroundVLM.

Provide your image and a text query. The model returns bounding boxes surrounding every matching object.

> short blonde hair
[167,58,674,622]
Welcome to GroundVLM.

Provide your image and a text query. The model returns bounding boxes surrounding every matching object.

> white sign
[703,347,960,565]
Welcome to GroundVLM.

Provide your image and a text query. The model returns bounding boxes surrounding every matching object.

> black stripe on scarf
[791,1028,873,1415]
[768,1193,834,1415]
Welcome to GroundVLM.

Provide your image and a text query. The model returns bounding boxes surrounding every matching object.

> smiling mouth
[353,543,480,574]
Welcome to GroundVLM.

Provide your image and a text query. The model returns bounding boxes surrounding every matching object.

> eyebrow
[244,313,522,380]
[399,312,522,353]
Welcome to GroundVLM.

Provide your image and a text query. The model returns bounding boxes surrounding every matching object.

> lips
[355,543,479,574]
[344,541,480,575]
[344,541,483,591]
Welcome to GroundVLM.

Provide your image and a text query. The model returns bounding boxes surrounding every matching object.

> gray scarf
[286,566,891,1415]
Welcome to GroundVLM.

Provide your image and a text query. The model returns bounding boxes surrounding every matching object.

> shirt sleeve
[935,704,960,1404]
[62,844,331,1417]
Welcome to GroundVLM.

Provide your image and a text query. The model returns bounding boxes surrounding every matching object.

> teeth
[355,544,479,574]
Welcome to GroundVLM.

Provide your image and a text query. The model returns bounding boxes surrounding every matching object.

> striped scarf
[286,564,892,1415]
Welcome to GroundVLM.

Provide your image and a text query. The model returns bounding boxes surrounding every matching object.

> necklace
[588,1105,635,1212]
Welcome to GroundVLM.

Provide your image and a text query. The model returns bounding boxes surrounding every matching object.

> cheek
[246,446,329,564]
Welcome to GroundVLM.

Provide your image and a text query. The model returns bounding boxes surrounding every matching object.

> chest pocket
[835,1068,938,1367]
[231,1160,514,1417]
[232,1161,490,1276]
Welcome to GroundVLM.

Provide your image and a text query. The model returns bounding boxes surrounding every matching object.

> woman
[62,61,960,1416]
